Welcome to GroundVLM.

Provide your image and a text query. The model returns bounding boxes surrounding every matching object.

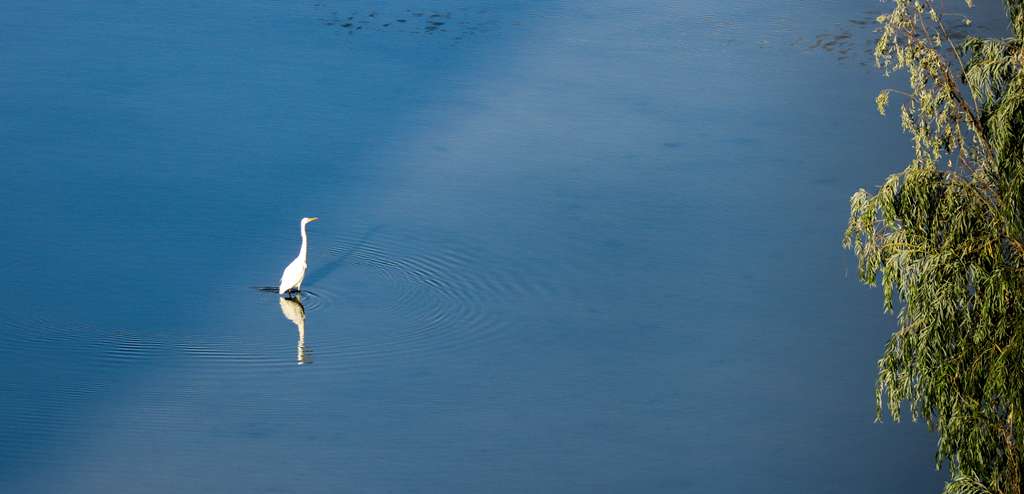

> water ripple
[295,225,552,368]
[0,225,551,376]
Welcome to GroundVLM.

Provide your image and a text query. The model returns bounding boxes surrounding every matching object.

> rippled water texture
[0,0,1010,492]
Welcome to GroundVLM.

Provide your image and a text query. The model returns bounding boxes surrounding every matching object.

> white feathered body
[279,217,317,295]
[279,256,307,294]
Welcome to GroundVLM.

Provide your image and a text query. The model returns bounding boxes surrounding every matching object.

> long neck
[298,222,309,261]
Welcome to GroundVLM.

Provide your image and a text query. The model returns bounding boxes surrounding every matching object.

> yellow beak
[309,217,319,222]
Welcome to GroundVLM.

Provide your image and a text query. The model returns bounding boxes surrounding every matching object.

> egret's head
[301,217,319,225]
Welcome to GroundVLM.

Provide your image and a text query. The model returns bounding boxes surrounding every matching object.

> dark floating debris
[313,3,507,44]
[800,10,986,67]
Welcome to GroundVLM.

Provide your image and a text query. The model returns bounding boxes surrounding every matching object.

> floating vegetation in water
[797,10,987,67]
[313,3,504,44]
[792,11,882,67]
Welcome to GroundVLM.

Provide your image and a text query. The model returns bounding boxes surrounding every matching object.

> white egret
[279,217,319,295]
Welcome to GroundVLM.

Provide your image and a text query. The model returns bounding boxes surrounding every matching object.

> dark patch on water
[797,9,995,68]
[314,3,505,43]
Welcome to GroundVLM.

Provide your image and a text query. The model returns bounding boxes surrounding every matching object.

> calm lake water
[0,1,1009,492]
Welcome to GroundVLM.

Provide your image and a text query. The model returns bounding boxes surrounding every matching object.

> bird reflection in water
[279,295,313,365]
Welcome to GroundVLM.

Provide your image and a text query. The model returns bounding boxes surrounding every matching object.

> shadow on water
[304,225,383,285]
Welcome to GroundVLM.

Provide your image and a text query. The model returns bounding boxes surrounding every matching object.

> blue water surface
[0,1,1007,492]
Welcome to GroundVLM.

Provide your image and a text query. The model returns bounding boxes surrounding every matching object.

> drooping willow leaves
[844,1,1024,493]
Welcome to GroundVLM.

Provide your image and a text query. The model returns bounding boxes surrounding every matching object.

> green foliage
[844,1,1024,493]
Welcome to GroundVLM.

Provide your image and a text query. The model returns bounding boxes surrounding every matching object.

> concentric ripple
[0,225,552,378]
[288,223,555,368]
[251,286,340,314]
